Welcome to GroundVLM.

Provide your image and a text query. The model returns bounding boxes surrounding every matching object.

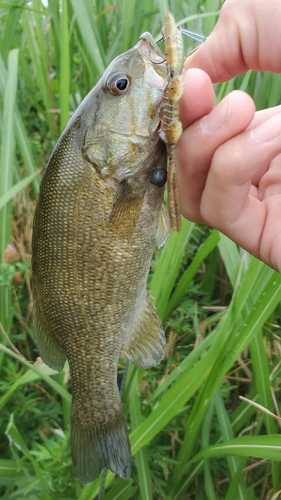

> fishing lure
[160,11,184,232]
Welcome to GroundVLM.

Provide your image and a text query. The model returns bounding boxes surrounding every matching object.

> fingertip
[179,68,215,128]
[228,89,256,123]
[183,68,213,96]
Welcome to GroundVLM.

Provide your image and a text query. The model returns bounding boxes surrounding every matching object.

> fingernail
[200,93,232,134]
[250,114,281,143]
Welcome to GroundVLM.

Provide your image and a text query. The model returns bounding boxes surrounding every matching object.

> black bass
[31,30,174,484]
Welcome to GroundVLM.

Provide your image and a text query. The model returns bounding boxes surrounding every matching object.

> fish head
[81,32,168,182]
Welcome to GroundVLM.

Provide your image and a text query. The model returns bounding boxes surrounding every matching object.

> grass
[1,0,281,499]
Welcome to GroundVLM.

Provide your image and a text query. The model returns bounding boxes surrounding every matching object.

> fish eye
[107,73,131,96]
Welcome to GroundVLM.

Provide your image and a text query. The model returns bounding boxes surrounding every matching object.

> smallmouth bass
[32,16,183,484]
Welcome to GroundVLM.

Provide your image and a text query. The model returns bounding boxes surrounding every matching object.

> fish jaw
[137,31,168,85]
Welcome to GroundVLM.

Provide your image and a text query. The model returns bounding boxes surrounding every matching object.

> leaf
[0,171,40,210]
[69,0,105,75]
[59,0,70,131]
[129,370,152,500]
[150,217,195,319]
[0,48,18,258]
[167,229,220,317]
[0,458,33,486]
[5,415,51,499]
[103,479,137,500]
[0,344,71,403]
[191,435,281,462]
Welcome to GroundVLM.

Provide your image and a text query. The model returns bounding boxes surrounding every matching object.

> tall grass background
[1,0,281,499]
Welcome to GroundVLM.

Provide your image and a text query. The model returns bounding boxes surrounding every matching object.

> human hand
[184,0,281,82]
[177,69,281,272]
[177,0,281,271]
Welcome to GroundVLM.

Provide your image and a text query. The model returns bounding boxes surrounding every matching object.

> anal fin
[123,291,166,369]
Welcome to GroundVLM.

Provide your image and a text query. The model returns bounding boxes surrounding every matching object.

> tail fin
[71,409,131,485]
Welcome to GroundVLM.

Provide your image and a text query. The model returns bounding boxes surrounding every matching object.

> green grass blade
[103,479,137,500]
[218,233,242,287]
[214,391,248,499]
[250,329,280,491]
[0,343,71,402]
[21,7,55,136]
[0,171,40,210]
[130,343,217,455]
[151,318,222,401]
[169,267,281,492]
[166,229,220,317]
[33,0,55,132]
[14,114,41,194]
[47,0,60,70]
[170,463,206,500]
[201,400,217,500]
[69,0,105,75]
[156,0,168,23]
[0,48,18,333]
[129,370,153,500]
[150,217,195,319]
[225,468,255,500]
[190,435,281,462]
[78,470,115,500]
[231,389,259,434]
[0,367,43,410]
[0,458,33,486]
[250,330,276,425]
[222,271,281,367]
[5,414,51,499]
[254,72,281,109]
[0,48,18,258]
[117,0,137,54]
[203,459,217,500]
[0,55,40,193]
[59,0,70,132]
[0,0,24,62]
[132,260,276,462]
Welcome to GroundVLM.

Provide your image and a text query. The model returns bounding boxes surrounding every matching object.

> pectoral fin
[109,182,143,235]
[122,291,166,369]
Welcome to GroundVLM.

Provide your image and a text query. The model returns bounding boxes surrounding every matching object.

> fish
[31,26,179,484]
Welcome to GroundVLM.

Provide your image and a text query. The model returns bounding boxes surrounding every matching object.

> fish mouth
[137,32,168,89]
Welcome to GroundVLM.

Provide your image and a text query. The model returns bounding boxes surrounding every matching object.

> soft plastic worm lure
[160,11,184,232]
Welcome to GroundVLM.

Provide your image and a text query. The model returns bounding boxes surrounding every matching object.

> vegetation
[1,0,281,498]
